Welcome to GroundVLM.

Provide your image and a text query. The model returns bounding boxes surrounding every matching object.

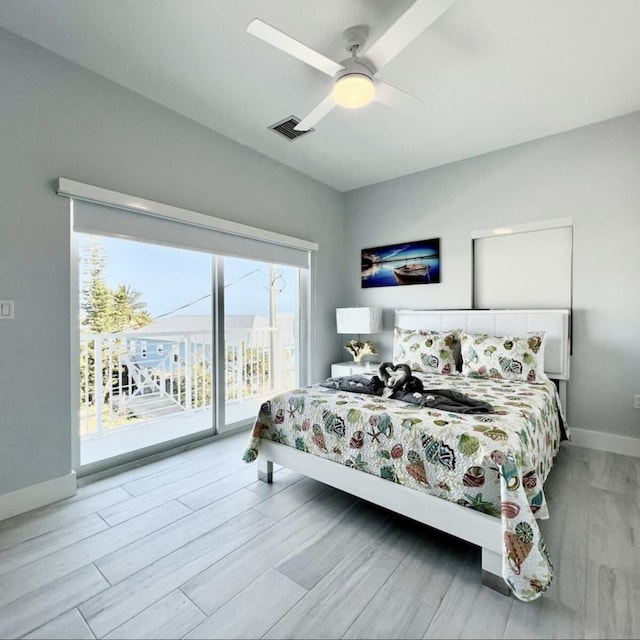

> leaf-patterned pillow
[460,331,547,383]
[393,327,460,375]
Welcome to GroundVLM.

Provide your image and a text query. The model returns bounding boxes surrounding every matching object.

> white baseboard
[569,428,640,458]
[0,472,77,522]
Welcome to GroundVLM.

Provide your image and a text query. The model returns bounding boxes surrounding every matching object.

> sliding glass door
[77,233,215,466]
[75,233,303,470]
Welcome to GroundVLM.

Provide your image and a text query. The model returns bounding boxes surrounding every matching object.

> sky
[78,234,297,319]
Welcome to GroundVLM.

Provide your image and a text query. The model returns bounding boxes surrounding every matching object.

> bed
[243,309,570,602]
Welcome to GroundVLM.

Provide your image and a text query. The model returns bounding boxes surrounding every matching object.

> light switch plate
[0,300,15,320]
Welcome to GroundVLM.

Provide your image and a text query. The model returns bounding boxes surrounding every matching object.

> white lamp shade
[333,74,375,109]
[336,307,383,334]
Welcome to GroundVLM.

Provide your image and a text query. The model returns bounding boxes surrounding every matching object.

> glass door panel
[77,233,214,467]
[223,257,299,428]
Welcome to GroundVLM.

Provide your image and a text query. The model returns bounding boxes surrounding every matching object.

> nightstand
[331,361,380,377]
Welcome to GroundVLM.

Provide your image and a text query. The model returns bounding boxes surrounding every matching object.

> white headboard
[394,309,571,380]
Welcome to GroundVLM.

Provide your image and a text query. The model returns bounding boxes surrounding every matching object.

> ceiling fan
[247,0,455,131]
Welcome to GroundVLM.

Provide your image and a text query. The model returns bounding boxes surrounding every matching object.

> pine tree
[81,238,112,333]
[79,237,152,406]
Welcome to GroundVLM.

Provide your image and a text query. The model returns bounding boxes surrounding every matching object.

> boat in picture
[393,263,431,284]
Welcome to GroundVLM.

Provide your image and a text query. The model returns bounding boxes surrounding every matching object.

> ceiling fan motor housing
[335,57,374,82]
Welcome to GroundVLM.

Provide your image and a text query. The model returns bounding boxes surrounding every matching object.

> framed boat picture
[361,238,440,288]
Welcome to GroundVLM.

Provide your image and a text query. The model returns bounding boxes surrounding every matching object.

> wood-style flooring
[0,432,638,639]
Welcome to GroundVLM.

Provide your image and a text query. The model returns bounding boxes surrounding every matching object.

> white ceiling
[2,0,640,192]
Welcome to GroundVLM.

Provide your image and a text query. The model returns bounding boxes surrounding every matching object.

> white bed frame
[257,309,571,595]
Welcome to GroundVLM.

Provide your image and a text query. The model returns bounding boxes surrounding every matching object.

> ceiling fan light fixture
[334,73,375,109]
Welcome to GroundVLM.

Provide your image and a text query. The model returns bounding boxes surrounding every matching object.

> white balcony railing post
[184,333,192,412]
[81,340,89,438]
[94,336,104,438]
[237,341,244,401]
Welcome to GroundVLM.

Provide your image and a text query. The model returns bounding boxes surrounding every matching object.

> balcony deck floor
[80,396,269,466]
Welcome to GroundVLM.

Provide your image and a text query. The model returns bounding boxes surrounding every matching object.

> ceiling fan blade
[294,94,337,131]
[365,0,455,72]
[247,19,344,77]
[374,80,423,110]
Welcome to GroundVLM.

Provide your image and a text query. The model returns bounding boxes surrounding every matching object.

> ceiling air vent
[269,116,314,141]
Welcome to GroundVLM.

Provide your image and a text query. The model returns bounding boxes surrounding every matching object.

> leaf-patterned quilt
[243,372,566,602]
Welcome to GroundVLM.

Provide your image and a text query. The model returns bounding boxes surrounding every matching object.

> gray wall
[0,28,345,496]
[344,111,640,441]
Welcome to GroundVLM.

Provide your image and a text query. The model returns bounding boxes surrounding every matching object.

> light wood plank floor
[0,433,638,639]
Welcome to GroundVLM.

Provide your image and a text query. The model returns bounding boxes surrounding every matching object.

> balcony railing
[79,326,295,438]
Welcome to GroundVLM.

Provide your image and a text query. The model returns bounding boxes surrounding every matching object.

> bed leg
[257,458,273,484]
[481,548,511,597]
